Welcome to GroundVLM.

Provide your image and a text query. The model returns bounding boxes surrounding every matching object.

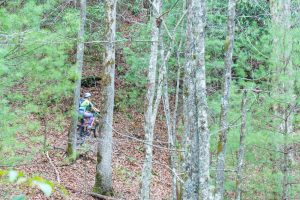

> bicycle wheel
[93,121,100,137]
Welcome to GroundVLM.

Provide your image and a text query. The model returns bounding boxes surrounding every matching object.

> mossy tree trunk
[193,0,211,199]
[182,0,198,198]
[66,0,86,159]
[183,0,211,199]
[93,0,116,195]
[215,0,236,199]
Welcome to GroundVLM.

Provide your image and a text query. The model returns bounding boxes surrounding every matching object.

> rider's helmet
[84,92,92,98]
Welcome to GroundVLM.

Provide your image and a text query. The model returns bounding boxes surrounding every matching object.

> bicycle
[77,112,100,144]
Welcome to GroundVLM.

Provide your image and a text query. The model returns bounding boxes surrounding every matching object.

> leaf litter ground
[10,100,171,200]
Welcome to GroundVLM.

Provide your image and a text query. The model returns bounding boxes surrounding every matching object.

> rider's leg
[83,112,94,129]
[89,116,95,129]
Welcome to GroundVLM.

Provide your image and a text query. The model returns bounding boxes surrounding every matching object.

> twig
[45,151,61,184]
[152,160,184,184]
[253,145,284,154]
[106,121,185,152]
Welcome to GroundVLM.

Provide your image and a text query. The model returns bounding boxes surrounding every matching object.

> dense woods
[1,0,300,199]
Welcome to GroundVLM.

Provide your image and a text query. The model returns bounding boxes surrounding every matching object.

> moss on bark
[93,151,114,195]
[66,144,75,160]
[93,172,114,195]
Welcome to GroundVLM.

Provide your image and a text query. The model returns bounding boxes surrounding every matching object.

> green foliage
[0,0,299,199]
[84,3,105,63]
[12,194,25,200]
[0,169,68,198]
[115,23,151,110]
[115,0,185,110]
[0,1,76,166]
[118,0,144,16]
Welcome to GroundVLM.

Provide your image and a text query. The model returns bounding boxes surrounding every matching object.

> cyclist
[78,92,99,130]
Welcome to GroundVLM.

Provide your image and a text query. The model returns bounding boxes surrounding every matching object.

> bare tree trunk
[192,0,211,199]
[157,7,185,200]
[183,0,211,199]
[140,0,162,199]
[66,0,86,158]
[93,0,116,195]
[282,112,290,200]
[160,34,178,200]
[182,1,198,199]
[270,1,294,199]
[235,90,247,200]
[214,0,236,199]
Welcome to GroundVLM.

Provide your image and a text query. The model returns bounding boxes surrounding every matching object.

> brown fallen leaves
[5,109,171,200]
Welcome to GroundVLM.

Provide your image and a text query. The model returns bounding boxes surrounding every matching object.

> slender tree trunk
[140,0,162,199]
[93,0,116,195]
[235,90,247,200]
[66,0,86,158]
[160,34,178,200]
[282,113,290,200]
[175,38,184,200]
[270,1,294,199]
[192,0,211,199]
[181,2,191,197]
[214,0,236,199]
[182,1,198,199]
[157,7,185,199]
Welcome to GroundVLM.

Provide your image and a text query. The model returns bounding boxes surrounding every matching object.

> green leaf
[9,170,19,182]
[56,184,69,196]
[12,194,26,200]
[0,170,8,177]
[32,180,53,197]
[16,177,27,185]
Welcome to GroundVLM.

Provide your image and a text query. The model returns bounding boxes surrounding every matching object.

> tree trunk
[270,0,294,199]
[235,90,247,200]
[182,1,198,199]
[214,0,236,199]
[66,0,86,158]
[140,0,162,199]
[158,7,185,200]
[183,0,211,199]
[192,0,211,199]
[160,33,178,200]
[93,0,116,195]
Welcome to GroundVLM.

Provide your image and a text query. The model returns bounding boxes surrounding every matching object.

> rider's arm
[92,107,100,112]
[90,102,99,112]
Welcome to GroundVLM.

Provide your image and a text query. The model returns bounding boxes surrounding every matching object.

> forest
[0,0,300,199]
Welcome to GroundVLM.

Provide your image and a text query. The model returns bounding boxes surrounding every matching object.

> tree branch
[45,151,61,184]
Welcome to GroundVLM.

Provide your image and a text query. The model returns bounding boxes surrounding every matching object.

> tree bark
[235,90,247,200]
[157,7,185,200]
[160,33,178,200]
[182,1,198,199]
[183,0,211,199]
[270,0,294,199]
[140,0,162,199]
[214,0,236,199]
[193,0,211,199]
[66,0,86,158]
[93,0,116,195]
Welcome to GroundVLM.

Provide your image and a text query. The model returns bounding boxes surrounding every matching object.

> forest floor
[12,110,171,200]
[2,10,173,200]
